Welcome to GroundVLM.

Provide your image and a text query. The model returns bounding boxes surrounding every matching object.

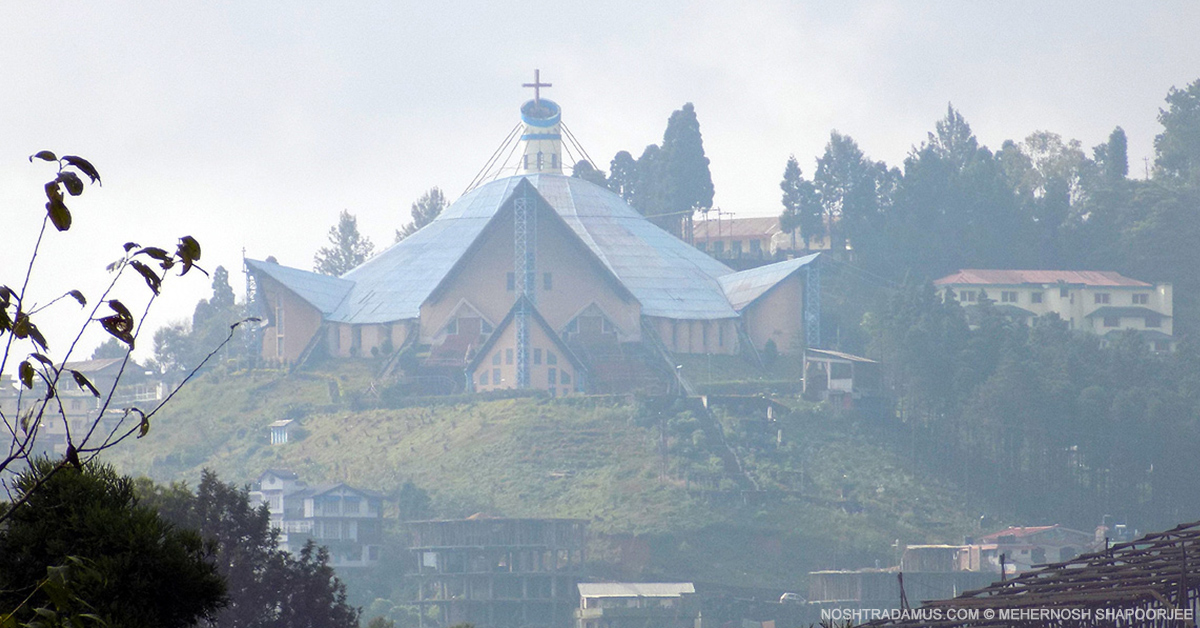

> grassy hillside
[106,361,989,590]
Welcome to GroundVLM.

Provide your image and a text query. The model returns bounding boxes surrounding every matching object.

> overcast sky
[3,1,1199,360]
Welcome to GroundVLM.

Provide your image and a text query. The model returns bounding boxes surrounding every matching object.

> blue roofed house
[246,88,820,394]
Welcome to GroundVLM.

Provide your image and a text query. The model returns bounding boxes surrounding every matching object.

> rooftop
[934,269,1152,287]
[577,583,695,598]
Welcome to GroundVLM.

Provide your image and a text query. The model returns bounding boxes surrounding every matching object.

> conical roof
[326,174,739,323]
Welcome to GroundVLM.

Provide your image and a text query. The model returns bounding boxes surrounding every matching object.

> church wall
[257,276,324,363]
[743,274,805,355]
[327,323,407,358]
[471,316,581,397]
[421,203,639,346]
[649,317,738,355]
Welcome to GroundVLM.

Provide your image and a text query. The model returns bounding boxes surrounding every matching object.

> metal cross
[522,69,552,105]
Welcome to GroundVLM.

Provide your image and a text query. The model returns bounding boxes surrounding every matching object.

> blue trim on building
[521,133,562,140]
[521,99,561,127]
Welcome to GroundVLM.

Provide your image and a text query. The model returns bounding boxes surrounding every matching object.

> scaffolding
[513,186,536,388]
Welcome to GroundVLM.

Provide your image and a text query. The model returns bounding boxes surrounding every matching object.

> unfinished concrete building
[409,517,587,628]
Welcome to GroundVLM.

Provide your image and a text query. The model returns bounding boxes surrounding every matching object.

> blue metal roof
[255,176,817,324]
[244,258,353,314]
[718,253,819,311]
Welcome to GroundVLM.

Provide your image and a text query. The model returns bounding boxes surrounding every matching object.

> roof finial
[523,69,552,106]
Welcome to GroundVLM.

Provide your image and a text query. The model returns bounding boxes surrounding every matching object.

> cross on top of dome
[522,69,552,105]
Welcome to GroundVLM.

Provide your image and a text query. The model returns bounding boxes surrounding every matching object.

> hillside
[105,360,990,590]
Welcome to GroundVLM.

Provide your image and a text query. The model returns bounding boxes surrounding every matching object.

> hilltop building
[575,582,699,628]
[249,469,384,568]
[934,270,1174,352]
[691,215,833,263]
[407,517,587,628]
[246,78,820,394]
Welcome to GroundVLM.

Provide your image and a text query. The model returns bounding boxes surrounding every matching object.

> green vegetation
[105,359,987,591]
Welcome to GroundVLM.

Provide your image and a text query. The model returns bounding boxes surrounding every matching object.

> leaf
[57,171,85,196]
[130,260,162,295]
[19,360,34,388]
[138,415,151,438]
[100,300,135,347]
[30,352,54,366]
[123,241,140,252]
[71,370,101,397]
[176,235,202,275]
[137,246,171,262]
[30,150,57,162]
[62,155,101,184]
[46,198,72,231]
[13,313,48,350]
[68,289,86,306]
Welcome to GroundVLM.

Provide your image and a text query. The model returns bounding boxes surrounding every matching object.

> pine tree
[660,103,714,238]
[633,144,668,218]
[396,188,447,242]
[607,150,638,204]
[314,210,374,276]
[571,160,608,187]
[779,155,820,249]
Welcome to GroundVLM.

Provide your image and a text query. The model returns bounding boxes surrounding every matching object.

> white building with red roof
[934,269,1174,351]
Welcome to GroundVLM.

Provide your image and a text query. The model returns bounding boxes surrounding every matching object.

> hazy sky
[3,1,1199,359]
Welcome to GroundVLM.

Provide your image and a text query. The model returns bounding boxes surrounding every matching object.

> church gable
[421,180,639,345]
[469,298,585,396]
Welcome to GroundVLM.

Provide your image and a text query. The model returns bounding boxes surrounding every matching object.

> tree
[139,470,361,628]
[632,144,668,218]
[813,131,882,252]
[395,188,447,243]
[396,480,432,520]
[660,103,715,238]
[2,152,214,527]
[571,160,608,187]
[315,210,375,276]
[149,265,246,378]
[607,150,638,204]
[779,155,821,249]
[90,337,127,360]
[1154,78,1200,180]
[0,460,225,627]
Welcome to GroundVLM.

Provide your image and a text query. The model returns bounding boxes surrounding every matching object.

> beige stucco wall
[471,314,580,396]
[326,322,412,358]
[742,274,805,354]
[257,275,324,363]
[420,202,640,345]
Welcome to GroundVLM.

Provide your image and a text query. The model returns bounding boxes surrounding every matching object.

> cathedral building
[246,83,818,394]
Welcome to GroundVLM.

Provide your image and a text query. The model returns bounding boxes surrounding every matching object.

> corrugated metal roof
[245,258,354,315]
[577,583,695,598]
[263,175,747,323]
[718,253,819,311]
[934,269,1151,287]
[692,216,782,241]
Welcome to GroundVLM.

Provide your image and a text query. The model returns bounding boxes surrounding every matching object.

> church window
[534,348,542,365]
[560,371,570,385]
[537,151,544,170]
[549,387,557,398]
[493,368,501,385]
[523,155,529,170]
[445,318,458,335]
[702,324,709,348]
[548,368,557,385]
[506,349,513,365]
[547,351,557,365]
[718,322,725,347]
[750,239,762,256]
[551,153,558,169]
[480,371,489,386]
[713,241,725,256]
[732,241,743,257]
[276,335,285,358]
[493,352,501,366]
[507,272,515,291]
[544,272,552,290]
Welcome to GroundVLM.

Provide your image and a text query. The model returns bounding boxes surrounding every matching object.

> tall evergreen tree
[779,155,821,249]
[660,103,715,238]
[607,150,638,204]
[813,131,881,252]
[314,210,374,276]
[396,188,447,243]
[633,144,668,219]
[1154,78,1200,180]
[571,159,608,187]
